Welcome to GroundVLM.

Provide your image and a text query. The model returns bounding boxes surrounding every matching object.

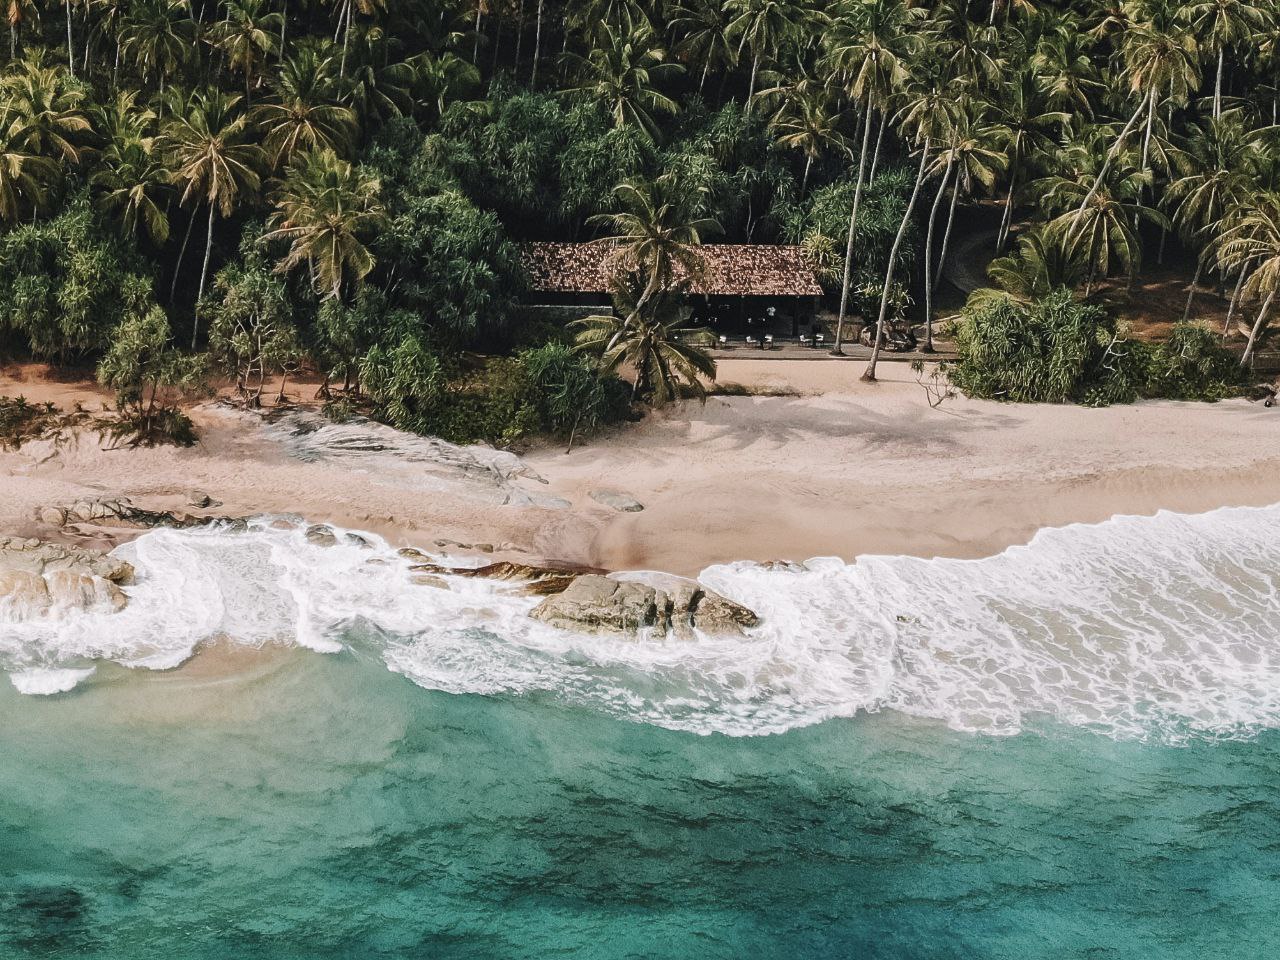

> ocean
[2,507,1279,958]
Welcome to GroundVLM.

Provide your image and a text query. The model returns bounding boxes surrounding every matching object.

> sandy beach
[3,359,1279,575]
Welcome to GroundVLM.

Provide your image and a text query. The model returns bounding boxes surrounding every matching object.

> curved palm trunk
[473,3,482,64]
[1241,290,1275,368]
[863,142,932,383]
[923,158,954,353]
[1223,264,1248,338]
[834,107,875,355]
[996,172,1016,253]
[867,111,887,182]
[281,0,288,57]
[933,176,960,296]
[801,155,813,197]
[195,205,216,348]
[170,211,197,304]
[1073,97,1149,227]
[1140,87,1157,174]
[747,51,759,105]
[1181,254,1204,323]
[514,0,525,69]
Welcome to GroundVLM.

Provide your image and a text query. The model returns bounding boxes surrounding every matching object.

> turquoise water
[2,648,1277,959]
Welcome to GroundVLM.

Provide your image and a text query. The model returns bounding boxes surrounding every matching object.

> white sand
[3,360,1279,575]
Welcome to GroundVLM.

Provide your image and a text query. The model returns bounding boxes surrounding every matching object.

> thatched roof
[522,242,824,298]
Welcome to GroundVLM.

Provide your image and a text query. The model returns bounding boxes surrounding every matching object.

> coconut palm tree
[118,0,192,97]
[212,0,282,101]
[263,147,386,300]
[764,76,846,196]
[588,173,717,319]
[1039,134,1170,293]
[930,102,1005,298]
[562,19,681,142]
[1166,116,1258,319]
[1031,20,1104,118]
[821,0,920,353]
[89,93,171,244]
[252,41,357,168]
[1,59,91,165]
[0,103,58,222]
[990,69,1070,252]
[1215,191,1280,366]
[972,226,1088,306]
[572,276,716,404]
[162,91,265,339]
[1186,0,1273,119]
[725,0,817,105]
[669,0,737,96]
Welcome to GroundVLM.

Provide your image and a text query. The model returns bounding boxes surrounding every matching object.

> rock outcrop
[409,561,582,596]
[0,537,132,618]
[38,497,247,533]
[530,574,759,638]
[589,489,645,512]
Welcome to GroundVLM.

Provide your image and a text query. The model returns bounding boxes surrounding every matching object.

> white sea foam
[2,507,1279,740]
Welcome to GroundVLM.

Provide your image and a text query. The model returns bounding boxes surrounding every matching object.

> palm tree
[1186,0,1273,119]
[990,70,1070,252]
[821,0,919,353]
[562,19,681,142]
[118,0,192,97]
[572,277,716,404]
[669,0,737,96]
[1,60,91,165]
[589,173,717,319]
[162,91,265,340]
[863,134,933,382]
[89,93,170,244]
[1031,21,1104,119]
[263,148,385,300]
[1215,191,1280,366]
[1166,116,1257,319]
[725,0,816,105]
[764,77,846,196]
[212,0,283,101]
[930,103,1005,300]
[973,226,1088,305]
[252,41,358,168]
[1039,135,1170,293]
[337,26,417,127]
[0,103,59,223]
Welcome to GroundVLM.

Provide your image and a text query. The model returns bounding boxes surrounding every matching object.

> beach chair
[814,333,826,348]
[763,335,774,349]
[799,335,812,347]
[745,336,759,348]
[718,335,731,349]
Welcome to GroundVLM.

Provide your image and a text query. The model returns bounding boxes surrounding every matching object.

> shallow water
[3,507,1280,957]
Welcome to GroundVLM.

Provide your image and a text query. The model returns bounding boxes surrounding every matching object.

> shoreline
[3,360,1280,576]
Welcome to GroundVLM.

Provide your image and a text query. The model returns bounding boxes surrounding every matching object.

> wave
[2,506,1280,740]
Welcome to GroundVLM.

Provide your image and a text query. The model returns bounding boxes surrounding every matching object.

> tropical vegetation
[0,0,1275,443]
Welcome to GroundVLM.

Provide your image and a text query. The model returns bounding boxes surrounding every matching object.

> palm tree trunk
[1182,255,1204,323]
[530,0,544,87]
[281,0,288,58]
[473,2,482,64]
[1140,87,1156,173]
[10,23,16,60]
[923,158,954,353]
[747,51,759,105]
[698,57,709,97]
[868,111,887,182]
[864,141,932,383]
[834,106,875,355]
[195,205,215,347]
[1074,97,1149,225]
[934,177,960,296]
[1214,48,1224,120]
[1224,264,1248,337]
[65,0,74,77]
[801,155,812,197]
[170,211,197,304]
[996,175,1016,253]
[1241,290,1275,368]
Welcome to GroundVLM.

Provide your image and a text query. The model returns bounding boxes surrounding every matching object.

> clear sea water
[2,507,1279,958]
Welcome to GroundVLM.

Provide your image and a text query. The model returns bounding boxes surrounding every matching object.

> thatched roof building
[522,242,824,298]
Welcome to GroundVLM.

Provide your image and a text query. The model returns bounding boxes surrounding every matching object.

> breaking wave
[3,505,1279,740]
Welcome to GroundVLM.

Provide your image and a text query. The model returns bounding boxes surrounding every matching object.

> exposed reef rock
[0,537,132,619]
[530,574,759,638]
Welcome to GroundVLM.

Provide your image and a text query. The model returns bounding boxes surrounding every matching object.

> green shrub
[951,290,1243,405]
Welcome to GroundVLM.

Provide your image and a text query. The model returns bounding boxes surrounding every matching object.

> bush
[951,290,1242,405]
